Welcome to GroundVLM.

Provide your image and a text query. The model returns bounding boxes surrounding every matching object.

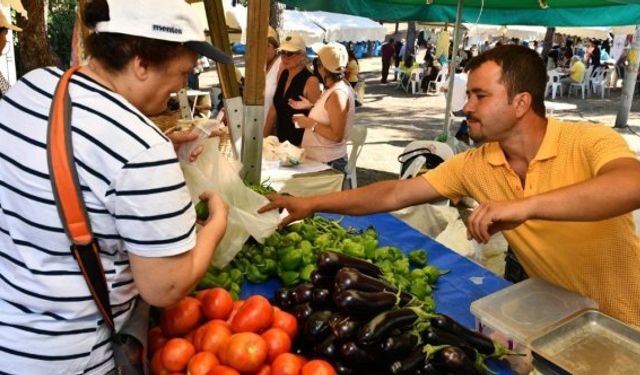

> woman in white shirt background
[289,43,356,188]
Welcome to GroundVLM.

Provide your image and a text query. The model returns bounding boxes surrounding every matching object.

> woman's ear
[131,56,150,81]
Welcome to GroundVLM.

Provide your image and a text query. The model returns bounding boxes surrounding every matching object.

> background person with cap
[0,0,232,373]
[288,42,356,185]
[0,10,21,98]
[264,33,321,146]
[263,26,282,134]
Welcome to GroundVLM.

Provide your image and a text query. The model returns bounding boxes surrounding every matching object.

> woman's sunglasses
[281,51,301,57]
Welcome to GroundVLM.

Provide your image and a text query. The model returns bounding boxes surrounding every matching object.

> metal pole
[614,25,640,128]
[443,0,464,141]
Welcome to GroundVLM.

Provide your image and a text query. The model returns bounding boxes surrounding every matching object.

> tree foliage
[47,0,77,69]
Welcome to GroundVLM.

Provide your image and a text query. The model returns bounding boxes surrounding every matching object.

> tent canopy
[280,0,640,27]
[302,11,387,42]
[281,10,326,44]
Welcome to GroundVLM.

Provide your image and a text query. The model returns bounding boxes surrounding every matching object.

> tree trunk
[404,21,417,61]
[269,0,282,29]
[541,27,555,60]
[15,0,60,76]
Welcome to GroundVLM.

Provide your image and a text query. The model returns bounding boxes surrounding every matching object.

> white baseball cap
[279,33,306,53]
[94,0,232,64]
[317,42,348,74]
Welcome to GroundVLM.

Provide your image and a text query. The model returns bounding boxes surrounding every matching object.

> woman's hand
[197,190,229,226]
[288,95,313,110]
[291,115,315,129]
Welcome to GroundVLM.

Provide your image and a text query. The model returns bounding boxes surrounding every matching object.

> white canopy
[302,10,387,42]
[555,26,636,39]
[463,23,547,42]
[281,10,326,45]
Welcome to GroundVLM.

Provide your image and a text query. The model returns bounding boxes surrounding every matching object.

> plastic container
[177,119,221,163]
[471,278,598,374]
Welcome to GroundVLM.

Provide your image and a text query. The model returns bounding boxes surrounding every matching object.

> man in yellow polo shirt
[560,56,586,94]
[260,45,640,326]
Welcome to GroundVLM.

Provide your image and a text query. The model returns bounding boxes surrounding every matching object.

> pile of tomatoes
[149,287,337,375]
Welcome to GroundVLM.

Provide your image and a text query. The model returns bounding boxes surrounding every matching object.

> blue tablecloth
[240,212,514,374]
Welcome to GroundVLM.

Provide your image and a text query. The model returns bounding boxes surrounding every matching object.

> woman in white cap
[0,10,21,98]
[264,33,321,146]
[0,0,231,373]
[289,43,356,185]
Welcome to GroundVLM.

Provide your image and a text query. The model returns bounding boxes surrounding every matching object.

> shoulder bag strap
[46,66,115,331]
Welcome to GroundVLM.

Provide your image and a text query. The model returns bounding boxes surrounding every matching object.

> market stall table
[241,212,514,374]
[261,158,344,197]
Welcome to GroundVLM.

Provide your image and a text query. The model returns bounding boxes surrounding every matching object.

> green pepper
[299,240,313,252]
[300,247,315,266]
[246,265,269,283]
[410,268,426,280]
[423,265,448,284]
[342,238,365,258]
[362,237,378,259]
[262,246,277,260]
[280,271,300,286]
[299,264,316,281]
[301,224,317,241]
[313,233,332,249]
[265,232,282,247]
[229,268,244,283]
[195,200,209,220]
[229,282,242,300]
[257,259,277,276]
[408,249,428,267]
[280,249,303,271]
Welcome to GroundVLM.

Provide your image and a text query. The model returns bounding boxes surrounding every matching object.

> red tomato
[160,296,203,338]
[220,332,268,373]
[195,289,209,301]
[195,322,232,355]
[227,300,245,324]
[270,353,304,375]
[251,364,272,375]
[271,307,298,340]
[148,325,167,356]
[231,296,273,333]
[184,328,197,344]
[206,365,240,375]
[260,328,291,363]
[151,347,170,375]
[201,288,234,320]
[161,338,195,372]
[187,351,219,375]
[301,360,337,375]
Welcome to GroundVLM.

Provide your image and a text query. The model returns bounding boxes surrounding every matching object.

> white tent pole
[614,25,640,128]
[443,0,464,140]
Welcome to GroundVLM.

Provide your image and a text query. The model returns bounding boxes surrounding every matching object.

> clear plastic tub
[471,278,598,374]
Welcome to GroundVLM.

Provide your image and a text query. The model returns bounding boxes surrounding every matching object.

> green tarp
[280,0,640,26]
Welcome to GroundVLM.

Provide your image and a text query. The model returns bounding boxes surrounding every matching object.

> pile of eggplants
[273,250,514,375]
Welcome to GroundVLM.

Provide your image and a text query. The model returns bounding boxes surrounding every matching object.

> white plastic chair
[345,125,367,189]
[591,68,613,98]
[398,140,453,205]
[406,67,425,95]
[569,65,593,99]
[545,71,563,99]
[427,70,448,94]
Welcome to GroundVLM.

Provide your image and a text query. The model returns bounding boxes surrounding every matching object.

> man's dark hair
[83,0,191,72]
[465,45,546,117]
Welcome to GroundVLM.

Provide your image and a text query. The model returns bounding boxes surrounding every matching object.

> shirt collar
[485,117,560,166]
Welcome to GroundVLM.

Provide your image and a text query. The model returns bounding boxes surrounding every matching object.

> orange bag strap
[47,66,115,331]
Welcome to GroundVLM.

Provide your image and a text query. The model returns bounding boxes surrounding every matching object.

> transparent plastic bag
[177,119,222,163]
[182,137,280,268]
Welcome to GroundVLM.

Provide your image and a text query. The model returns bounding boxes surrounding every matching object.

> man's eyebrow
[467,88,488,94]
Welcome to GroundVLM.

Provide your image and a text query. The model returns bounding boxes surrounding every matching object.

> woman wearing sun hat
[0,10,21,98]
[289,42,356,180]
[264,33,321,146]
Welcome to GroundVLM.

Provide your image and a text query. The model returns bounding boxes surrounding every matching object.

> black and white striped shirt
[0,67,197,374]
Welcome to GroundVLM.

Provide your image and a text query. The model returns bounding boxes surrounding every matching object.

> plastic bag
[182,137,280,268]
[177,119,222,163]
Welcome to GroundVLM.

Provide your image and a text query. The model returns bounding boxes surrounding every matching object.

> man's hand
[466,199,531,243]
[258,194,315,229]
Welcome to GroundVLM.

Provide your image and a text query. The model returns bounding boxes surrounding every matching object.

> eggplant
[334,289,398,316]
[334,268,413,304]
[329,314,362,341]
[293,303,314,325]
[339,341,376,366]
[432,346,482,375]
[357,308,419,346]
[291,282,315,305]
[333,361,354,375]
[311,288,333,309]
[430,314,495,355]
[317,251,383,278]
[273,287,294,311]
[422,327,472,350]
[379,331,420,358]
[390,348,427,374]
[314,334,339,360]
[310,269,335,289]
[421,361,445,375]
[303,310,332,343]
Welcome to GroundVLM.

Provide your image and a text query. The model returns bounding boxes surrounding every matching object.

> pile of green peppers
[195,215,446,307]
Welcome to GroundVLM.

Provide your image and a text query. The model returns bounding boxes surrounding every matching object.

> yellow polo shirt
[424,118,640,326]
